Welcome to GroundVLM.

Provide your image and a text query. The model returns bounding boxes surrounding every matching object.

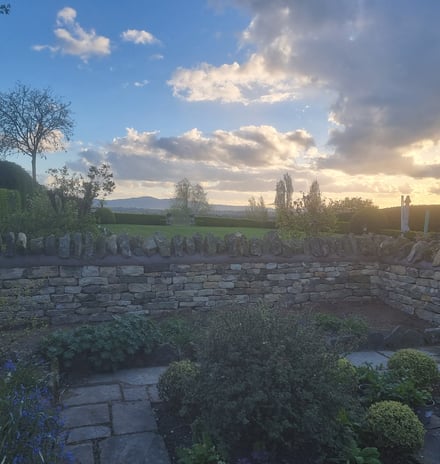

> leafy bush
[0,188,21,220]
[95,206,116,224]
[158,315,199,360]
[350,207,388,234]
[0,360,73,464]
[366,400,424,456]
[40,314,161,372]
[0,160,35,208]
[177,436,227,464]
[388,348,439,391]
[193,306,358,463]
[158,360,201,417]
[356,364,432,409]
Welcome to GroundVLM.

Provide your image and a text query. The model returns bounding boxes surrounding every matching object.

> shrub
[40,314,161,373]
[95,206,116,224]
[194,306,358,463]
[366,400,424,456]
[0,188,21,220]
[388,348,439,391]
[350,207,388,234]
[0,360,73,464]
[0,160,35,208]
[158,360,201,417]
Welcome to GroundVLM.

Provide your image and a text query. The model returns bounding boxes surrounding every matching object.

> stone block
[67,425,111,444]
[99,433,170,464]
[61,404,109,428]
[62,384,121,407]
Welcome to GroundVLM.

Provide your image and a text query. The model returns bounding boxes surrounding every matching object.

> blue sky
[2,0,440,207]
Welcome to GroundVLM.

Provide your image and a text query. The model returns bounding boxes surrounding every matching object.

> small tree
[0,83,74,182]
[47,163,115,219]
[246,195,268,222]
[276,178,335,237]
[169,178,210,220]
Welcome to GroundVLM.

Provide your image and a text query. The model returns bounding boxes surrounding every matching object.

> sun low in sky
[1,0,440,208]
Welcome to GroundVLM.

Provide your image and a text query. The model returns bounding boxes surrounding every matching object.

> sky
[1,0,440,208]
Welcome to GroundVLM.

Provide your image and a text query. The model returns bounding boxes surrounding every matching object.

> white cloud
[168,1,440,180]
[121,29,160,45]
[169,53,308,104]
[133,80,150,88]
[33,7,111,62]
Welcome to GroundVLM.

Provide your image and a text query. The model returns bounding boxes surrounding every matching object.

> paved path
[61,366,170,464]
[62,347,440,464]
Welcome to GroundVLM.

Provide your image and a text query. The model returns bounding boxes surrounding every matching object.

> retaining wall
[1,258,439,328]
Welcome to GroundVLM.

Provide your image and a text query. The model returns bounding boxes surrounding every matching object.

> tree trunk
[32,154,37,183]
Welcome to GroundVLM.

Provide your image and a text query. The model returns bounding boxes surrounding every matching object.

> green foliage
[170,178,210,218]
[194,306,357,463]
[177,435,227,464]
[356,364,432,409]
[314,313,369,338]
[158,360,201,417]
[0,188,21,220]
[366,401,424,456]
[388,348,439,390]
[349,208,388,234]
[0,160,34,207]
[114,212,167,225]
[195,216,275,229]
[381,205,440,232]
[40,314,161,373]
[276,179,336,237]
[47,163,115,219]
[95,206,116,224]
[339,443,382,464]
[2,188,97,236]
[0,360,70,463]
[158,316,199,359]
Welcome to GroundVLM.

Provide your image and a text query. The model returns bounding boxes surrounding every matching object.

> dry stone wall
[1,231,440,328]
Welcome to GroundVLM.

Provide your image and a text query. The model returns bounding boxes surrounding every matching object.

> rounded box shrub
[366,400,424,455]
[158,360,201,417]
[388,348,439,390]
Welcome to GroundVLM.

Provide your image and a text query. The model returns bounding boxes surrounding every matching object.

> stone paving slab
[419,429,440,464]
[83,366,168,386]
[346,351,389,368]
[62,384,121,406]
[66,442,94,464]
[123,385,148,401]
[61,403,109,428]
[67,425,112,444]
[112,400,157,434]
[99,432,171,464]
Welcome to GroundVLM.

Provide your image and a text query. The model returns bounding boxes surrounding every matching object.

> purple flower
[4,359,16,372]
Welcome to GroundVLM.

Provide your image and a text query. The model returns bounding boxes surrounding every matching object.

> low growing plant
[177,434,227,464]
[0,360,73,464]
[40,314,161,372]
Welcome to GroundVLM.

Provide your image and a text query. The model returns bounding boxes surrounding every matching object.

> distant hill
[103,196,252,216]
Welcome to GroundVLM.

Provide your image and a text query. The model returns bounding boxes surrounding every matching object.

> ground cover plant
[0,359,73,464]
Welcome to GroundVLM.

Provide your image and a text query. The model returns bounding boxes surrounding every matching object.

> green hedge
[0,189,21,219]
[195,216,275,229]
[114,212,167,225]
[381,205,440,232]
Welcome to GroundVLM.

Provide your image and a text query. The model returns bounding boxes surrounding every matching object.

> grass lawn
[103,223,275,239]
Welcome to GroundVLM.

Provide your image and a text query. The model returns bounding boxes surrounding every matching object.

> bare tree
[0,4,10,14]
[170,178,210,217]
[0,83,74,182]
